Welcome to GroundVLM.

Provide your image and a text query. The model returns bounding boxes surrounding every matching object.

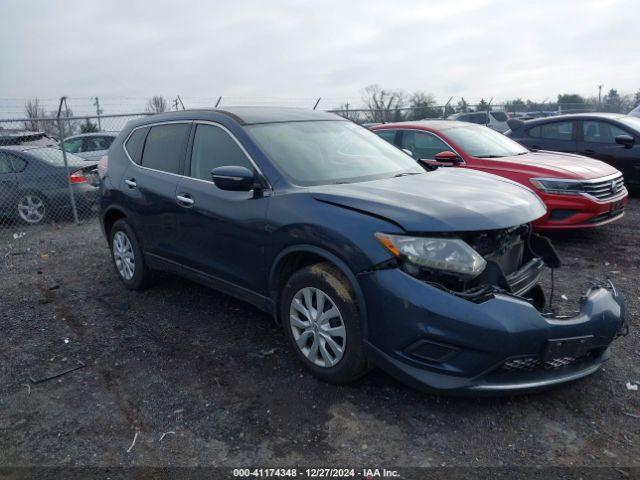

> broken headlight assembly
[375,233,487,279]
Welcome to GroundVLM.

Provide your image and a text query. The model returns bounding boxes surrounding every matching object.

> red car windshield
[446,125,528,158]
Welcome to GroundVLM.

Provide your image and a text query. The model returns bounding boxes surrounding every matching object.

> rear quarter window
[124,127,149,164]
[490,111,508,122]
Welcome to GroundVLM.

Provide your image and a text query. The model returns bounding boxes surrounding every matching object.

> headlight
[375,233,486,278]
[530,178,583,195]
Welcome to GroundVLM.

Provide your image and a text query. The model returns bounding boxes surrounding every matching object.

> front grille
[582,175,625,200]
[501,356,578,372]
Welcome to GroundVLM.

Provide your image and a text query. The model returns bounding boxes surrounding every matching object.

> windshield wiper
[393,172,422,178]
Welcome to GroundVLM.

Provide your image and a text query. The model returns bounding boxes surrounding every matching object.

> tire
[281,262,368,384]
[16,192,47,225]
[109,219,152,290]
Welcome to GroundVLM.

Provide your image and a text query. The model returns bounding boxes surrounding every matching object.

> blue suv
[99,107,626,393]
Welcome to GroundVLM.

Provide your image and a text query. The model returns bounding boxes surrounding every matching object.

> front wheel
[281,262,368,384]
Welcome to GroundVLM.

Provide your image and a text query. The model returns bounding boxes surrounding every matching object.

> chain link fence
[1,101,634,273]
[0,113,148,272]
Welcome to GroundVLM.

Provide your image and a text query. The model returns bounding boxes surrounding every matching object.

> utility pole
[172,98,179,111]
[598,84,604,105]
[93,96,103,130]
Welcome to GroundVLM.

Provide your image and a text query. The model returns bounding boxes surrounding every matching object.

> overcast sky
[1,0,638,112]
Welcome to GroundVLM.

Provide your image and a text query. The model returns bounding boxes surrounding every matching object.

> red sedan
[371,121,628,230]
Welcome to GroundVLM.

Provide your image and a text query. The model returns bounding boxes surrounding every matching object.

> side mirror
[434,151,461,163]
[615,134,634,148]
[211,166,256,191]
[418,151,461,169]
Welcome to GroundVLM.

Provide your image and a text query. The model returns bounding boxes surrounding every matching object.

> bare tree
[23,97,47,131]
[145,96,168,114]
[407,91,438,120]
[361,84,405,123]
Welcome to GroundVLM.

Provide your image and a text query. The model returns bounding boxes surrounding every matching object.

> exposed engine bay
[383,224,563,311]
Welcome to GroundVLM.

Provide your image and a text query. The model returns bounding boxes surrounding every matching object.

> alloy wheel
[289,287,346,368]
[112,231,135,280]
[17,194,46,224]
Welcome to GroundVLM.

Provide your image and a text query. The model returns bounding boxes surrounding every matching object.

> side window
[375,130,397,144]
[583,121,628,143]
[141,124,190,174]
[0,152,13,173]
[527,126,541,138]
[62,137,83,153]
[103,136,115,149]
[124,128,148,164]
[457,114,469,122]
[530,121,573,141]
[401,131,451,159]
[190,124,253,181]
[10,156,27,172]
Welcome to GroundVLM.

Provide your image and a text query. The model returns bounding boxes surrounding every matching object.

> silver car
[447,111,510,133]
[629,105,640,118]
[61,132,117,161]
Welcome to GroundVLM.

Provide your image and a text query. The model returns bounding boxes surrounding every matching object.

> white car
[629,105,640,118]
[61,133,117,161]
[447,111,510,133]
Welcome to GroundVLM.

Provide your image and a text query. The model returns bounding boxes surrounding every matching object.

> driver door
[399,130,457,167]
[579,120,640,185]
[175,122,271,297]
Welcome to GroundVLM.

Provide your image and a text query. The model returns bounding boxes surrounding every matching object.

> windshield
[445,125,529,158]
[246,120,423,186]
[619,115,640,131]
[26,148,87,166]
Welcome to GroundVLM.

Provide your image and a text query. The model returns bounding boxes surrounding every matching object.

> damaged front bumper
[359,268,627,394]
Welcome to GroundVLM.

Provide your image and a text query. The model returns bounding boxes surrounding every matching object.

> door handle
[582,149,596,155]
[176,193,194,207]
[124,178,137,188]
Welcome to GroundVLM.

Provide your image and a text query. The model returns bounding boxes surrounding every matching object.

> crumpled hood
[310,168,547,232]
[491,151,620,179]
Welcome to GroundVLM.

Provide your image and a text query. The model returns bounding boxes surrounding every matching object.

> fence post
[56,97,80,225]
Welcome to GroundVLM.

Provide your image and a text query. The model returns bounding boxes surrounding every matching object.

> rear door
[578,119,640,185]
[120,122,191,262]
[175,122,271,295]
[0,151,18,216]
[523,120,578,153]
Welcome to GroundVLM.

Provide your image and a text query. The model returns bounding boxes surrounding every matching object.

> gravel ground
[0,199,638,470]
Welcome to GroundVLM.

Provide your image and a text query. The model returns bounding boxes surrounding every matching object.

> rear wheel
[109,219,152,290]
[281,262,368,383]
[17,193,47,225]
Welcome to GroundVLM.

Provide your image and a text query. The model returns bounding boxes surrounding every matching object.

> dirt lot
[1,199,639,471]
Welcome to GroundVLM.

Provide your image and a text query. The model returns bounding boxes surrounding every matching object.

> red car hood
[481,151,619,180]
